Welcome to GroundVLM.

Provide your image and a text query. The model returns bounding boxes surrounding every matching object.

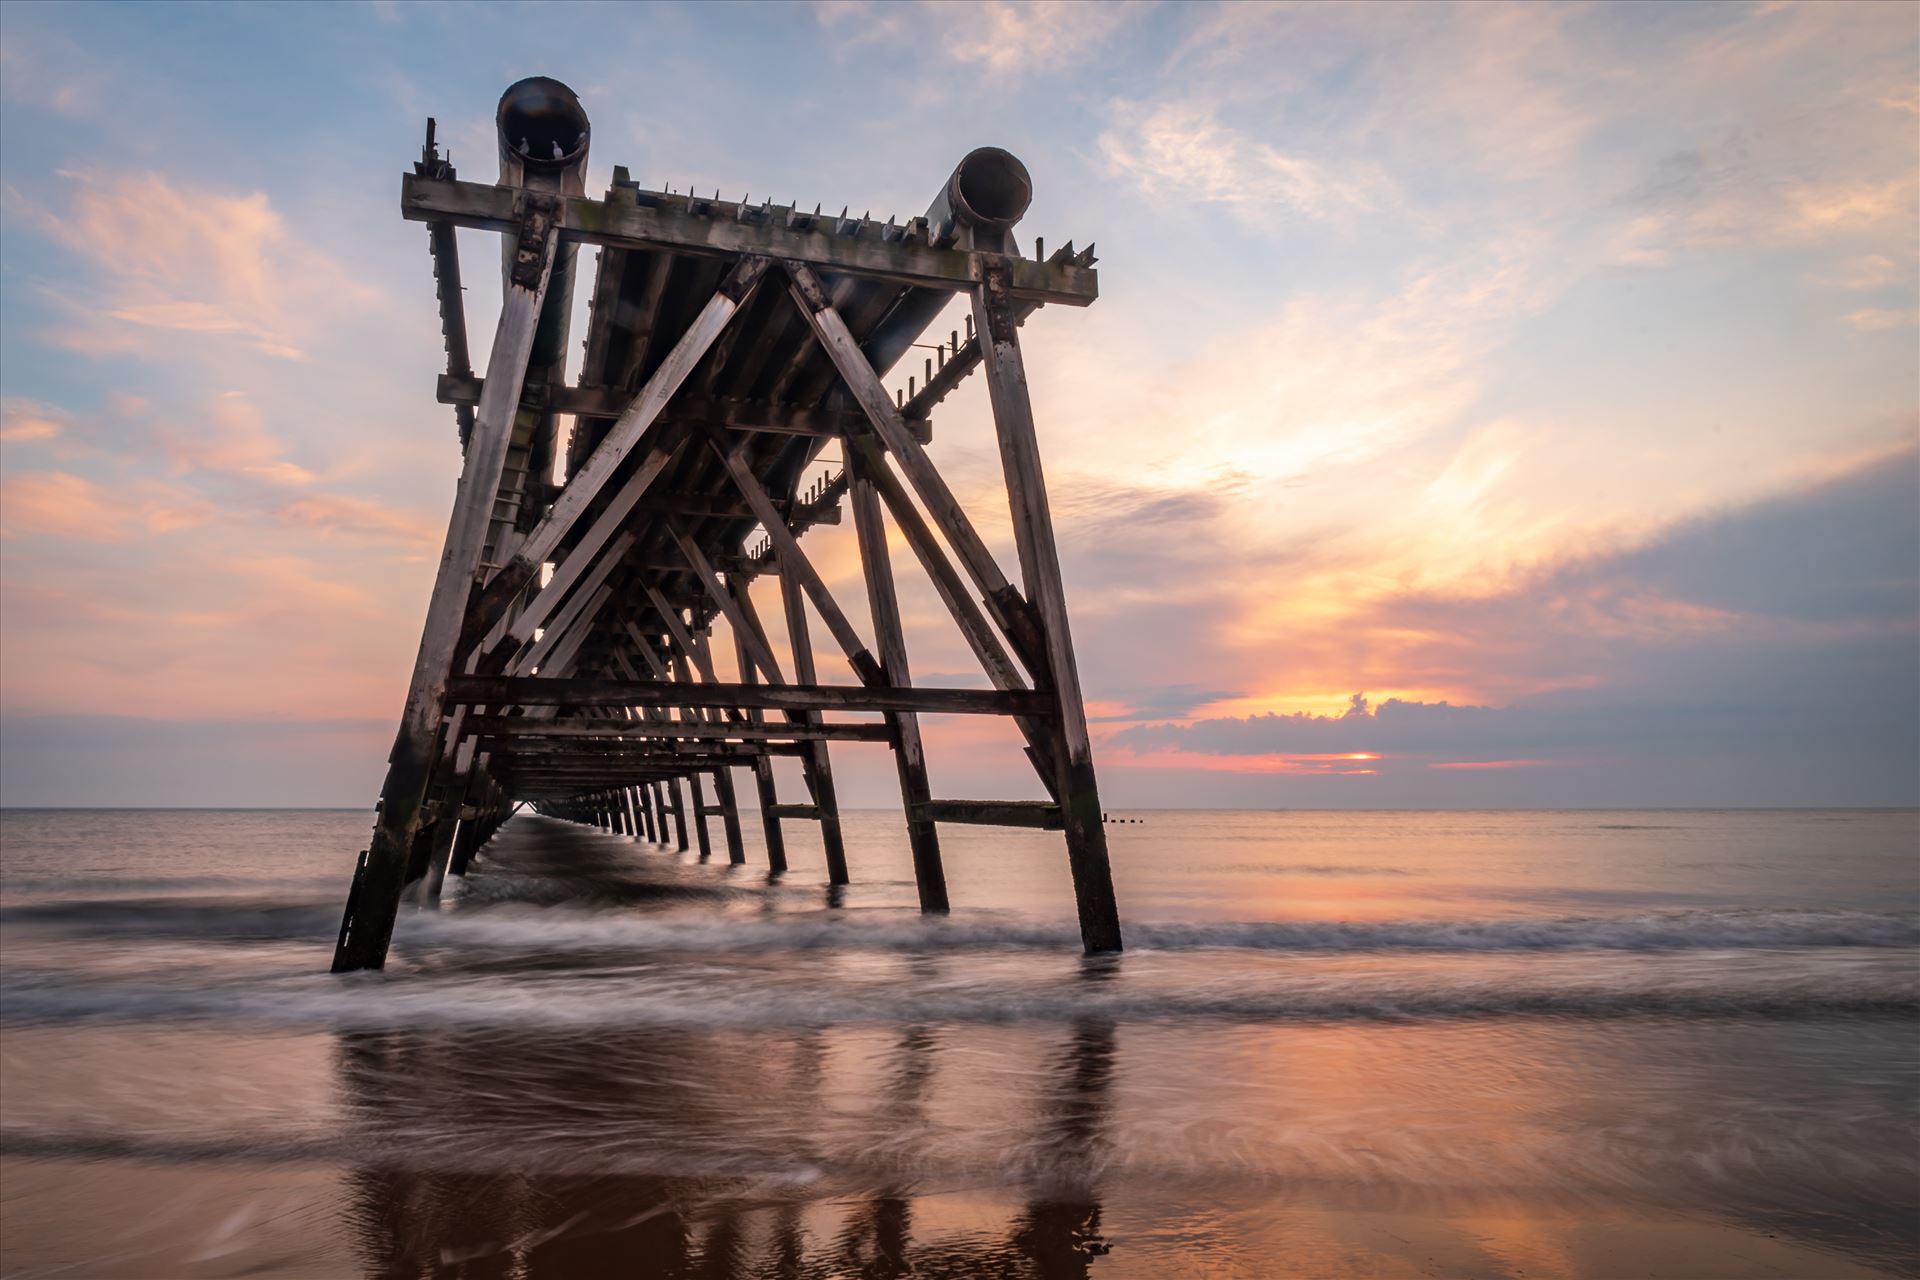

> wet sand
[4,1155,1909,1277]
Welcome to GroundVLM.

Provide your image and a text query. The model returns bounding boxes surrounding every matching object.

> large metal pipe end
[496,77,590,187]
[927,147,1032,249]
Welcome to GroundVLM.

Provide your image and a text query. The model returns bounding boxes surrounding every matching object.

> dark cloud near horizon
[1110,449,1920,806]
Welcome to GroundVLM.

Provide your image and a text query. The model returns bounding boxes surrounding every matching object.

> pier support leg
[780,557,850,884]
[648,775,672,844]
[752,754,786,872]
[667,777,691,850]
[972,267,1122,954]
[689,772,714,861]
[848,445,947,913]
[713,767,747,865]
[332,219,558,973]
[730,622,788,874]
[449,813,485,877]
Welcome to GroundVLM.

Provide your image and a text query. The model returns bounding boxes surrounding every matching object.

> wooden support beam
[666,776,690,851]
[463,715,890,743]
[463,256,768,653]
[919,800,1063,830]
[665,520,784,684]
[767,803,822,821]
[332,198,560,975]
[848,442,947,914]
[706,428,881,685]
[972,263,1123,955]
[780,555,849,884]
[711,766,747,865]
[507,539,628,675]
[688,770,713,860]
[784,262,1045,678]
[735,617,787,874]
[401,173,1099,306]
[444,675,1053,716]
[438,376,915,442]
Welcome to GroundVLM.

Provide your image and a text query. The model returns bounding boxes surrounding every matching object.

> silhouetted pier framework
[332,77,1120,971]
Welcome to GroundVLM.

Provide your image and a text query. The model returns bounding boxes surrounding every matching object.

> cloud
[0,398,67,444]
[1102,449,1920,804]
[157,392,317,487]
[1099,101,1385,223]
[939,1,1133,75]
[276,493,439,548]
[1810,254,1908,291]
[0,469,216,542]
[21,171,378,361]
[1841,307,1918,332]
[813,0,1136,74]
[0,472,140,541]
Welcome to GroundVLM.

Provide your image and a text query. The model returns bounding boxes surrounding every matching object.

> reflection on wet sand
[336,975,1121,1276]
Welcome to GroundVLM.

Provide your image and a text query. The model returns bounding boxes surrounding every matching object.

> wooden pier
[331,77,1121,971]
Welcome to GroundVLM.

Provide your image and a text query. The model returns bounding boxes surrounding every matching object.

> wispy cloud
[19,171,378,361]
[1099,101,1386,222]
[938,1,1135,76]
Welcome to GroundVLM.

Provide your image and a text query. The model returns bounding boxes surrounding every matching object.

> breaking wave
[4,958,1914,1032]
[6,898,1917,956]
[401,907,1920,955]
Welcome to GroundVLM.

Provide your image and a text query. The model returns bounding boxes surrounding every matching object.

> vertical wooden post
[649,782,669,844]
[730,605,788,874]
[712,767,747,865]
[971,265,1122,954]
[332,210,559,974]
[688,771,713,859]
[779,556,849,883]
[848,446,947,913]
[667,776,691,850]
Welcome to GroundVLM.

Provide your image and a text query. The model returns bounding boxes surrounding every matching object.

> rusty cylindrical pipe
[850,148,1036,384]
[925,147,1033,251]
[495,77,589,376]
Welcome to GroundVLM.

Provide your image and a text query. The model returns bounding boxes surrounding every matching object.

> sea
[1,807,1915,1279]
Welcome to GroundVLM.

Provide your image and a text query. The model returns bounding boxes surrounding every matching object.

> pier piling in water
[330,76,1121,971]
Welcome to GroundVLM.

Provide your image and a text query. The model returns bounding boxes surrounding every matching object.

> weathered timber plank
[461,716,890,743]
[443,676,1053,716]
[401,174,1098,306]
[972,263,1123,954]
[707,430,880,684]
[332,206,560,975]
[785,263,1044,679]
[920,800,1064,830]
[438,376,915,440]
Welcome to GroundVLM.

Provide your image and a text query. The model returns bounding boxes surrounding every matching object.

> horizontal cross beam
[444,675,1056,717]
[462,715,890,743]
[919,800,1064,830]
[436,375,922,441]
[401,173,1098,306]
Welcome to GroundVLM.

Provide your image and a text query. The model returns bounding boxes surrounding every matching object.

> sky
[0,0,1914,809]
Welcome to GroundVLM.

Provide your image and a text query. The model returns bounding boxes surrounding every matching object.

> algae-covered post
[330,75,1120,971]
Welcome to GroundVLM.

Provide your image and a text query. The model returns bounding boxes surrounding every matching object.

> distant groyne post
[329,76,1121,972]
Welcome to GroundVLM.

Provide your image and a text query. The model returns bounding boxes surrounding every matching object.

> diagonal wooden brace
[701,425,884,686]
[459,255,770,653]
[332,201,560,974]
[782,261,1048,679]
